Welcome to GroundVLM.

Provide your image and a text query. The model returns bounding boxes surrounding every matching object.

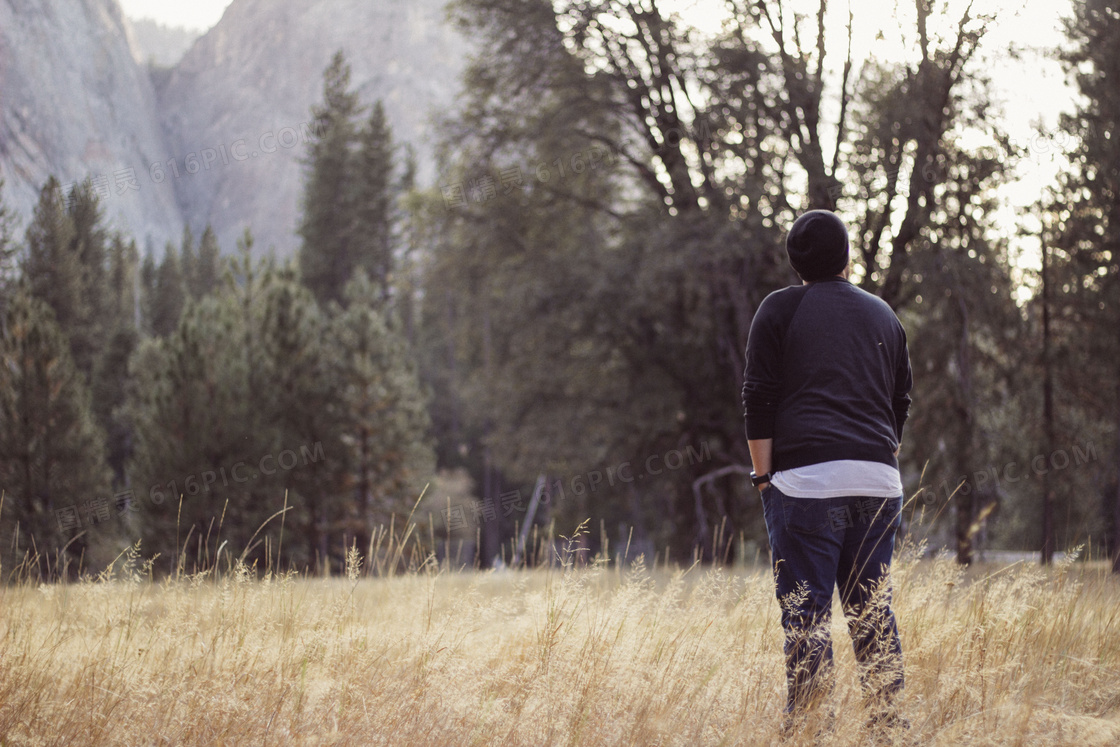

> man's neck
[802,273,849,286]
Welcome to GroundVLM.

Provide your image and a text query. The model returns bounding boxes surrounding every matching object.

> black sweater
[742,277,912,472]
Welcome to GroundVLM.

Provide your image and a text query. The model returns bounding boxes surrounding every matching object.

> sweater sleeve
[742,295,786,440]
[892,325,913,443]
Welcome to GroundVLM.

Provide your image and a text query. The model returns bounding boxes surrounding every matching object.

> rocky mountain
[0,0,184,251]
[0,0,469,257]
[155,0,468,255]
[128,18,201,68]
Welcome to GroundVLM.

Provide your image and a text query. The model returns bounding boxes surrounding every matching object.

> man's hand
[748,438,774,492]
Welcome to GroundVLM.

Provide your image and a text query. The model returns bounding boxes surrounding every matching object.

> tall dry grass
[1,527,1118,746]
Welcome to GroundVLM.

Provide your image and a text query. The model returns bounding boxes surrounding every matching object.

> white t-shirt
[771,459,902,499]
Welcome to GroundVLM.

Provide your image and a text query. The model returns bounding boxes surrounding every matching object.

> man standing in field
[742,209,912,735]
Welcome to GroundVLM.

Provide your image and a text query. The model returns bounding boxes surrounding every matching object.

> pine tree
[106,234,140,329]
[350,101,395,302]
[149,244,186,337]
[193,225,221,299]
[127,253,276,573]
[70,182,110,352]
[0,289,111,578]
[178,226,197,299]
[20,178,122,383]
[396,146,422,345]
[127,233,356,573]
[127,293,263,572]
[22,177,82,351]
[139,248,158,335]
[1051,0,1120,572]
[299,51,362,306]
[0,177,19,304]
[90,326,137,487]
[256,263,339,570]
[89,234,141,486]
[329,271,434,558]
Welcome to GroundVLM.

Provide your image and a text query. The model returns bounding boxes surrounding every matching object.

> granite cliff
[0,0,467,255]
[0,0,184,250]
[156,0,467,254]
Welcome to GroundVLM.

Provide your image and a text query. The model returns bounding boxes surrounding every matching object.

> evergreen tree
[178,226,197,299]
[127,231,434,573]
[149,244,186,337]
[0,289,111,578]
[127,245,276,573]
[139,248,158,335]
[19,177,141,498]
[1048,0,1120,571]
[193,225,221,299]
[90,234,141,485]
[21,178,122,383]
[329,271,434,560]
[22,178,82,353]
[67,181,110,375]
[396,146,423,345]
[128,296,262,572]
[299,51,362,306]
[350,101,396,302]
[91,326,138,487]
[255,262,339,570]
[902,145,1022,563]
[105,234,139,330]
[0,177,19,304]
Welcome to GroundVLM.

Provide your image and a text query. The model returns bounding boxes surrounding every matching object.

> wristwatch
[750,470,772,487]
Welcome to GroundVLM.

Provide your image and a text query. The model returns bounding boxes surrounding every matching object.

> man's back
[743,276,911,473]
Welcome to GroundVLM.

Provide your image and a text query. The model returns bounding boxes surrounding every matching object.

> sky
[117,0,233,30]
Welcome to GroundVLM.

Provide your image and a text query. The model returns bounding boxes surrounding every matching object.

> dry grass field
[1,534,1119,746]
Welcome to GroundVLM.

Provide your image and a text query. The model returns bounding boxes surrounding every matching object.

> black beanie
[785,210,850,281]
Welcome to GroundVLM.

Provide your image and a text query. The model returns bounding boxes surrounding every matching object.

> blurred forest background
[0,0,1118,577]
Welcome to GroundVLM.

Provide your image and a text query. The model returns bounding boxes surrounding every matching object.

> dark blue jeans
[761,484,905,715]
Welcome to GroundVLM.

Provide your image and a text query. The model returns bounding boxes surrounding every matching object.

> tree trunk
[955,449,974,566]
[316,506,329,576]
[954,293,975,566]
[1113,364,1120,574]
[480,299,501,568]
[1114,250,1120,574]
[1041,237,1055,565]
